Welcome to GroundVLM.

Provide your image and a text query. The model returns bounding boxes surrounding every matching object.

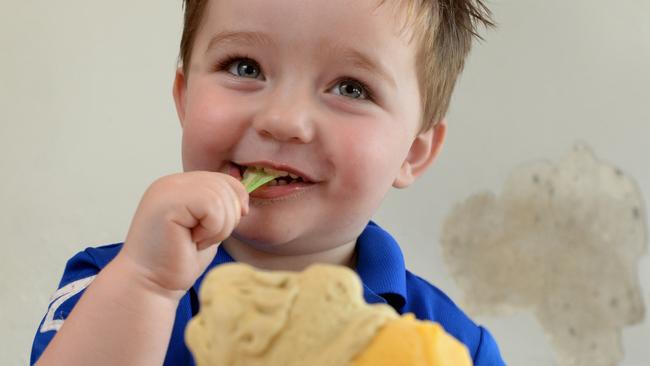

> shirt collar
[193,221,408,310]
[355,221,407,310]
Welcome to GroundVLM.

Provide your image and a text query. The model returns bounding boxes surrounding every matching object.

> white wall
[1,1,648,365]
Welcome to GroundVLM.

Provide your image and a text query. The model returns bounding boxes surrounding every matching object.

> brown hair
[179,0,494,131]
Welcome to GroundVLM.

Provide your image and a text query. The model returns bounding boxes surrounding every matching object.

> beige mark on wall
[441,143,647,366]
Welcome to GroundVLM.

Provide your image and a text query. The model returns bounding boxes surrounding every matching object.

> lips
[223,161,319,199]
[248,179,315,199]
[225,162,245,180]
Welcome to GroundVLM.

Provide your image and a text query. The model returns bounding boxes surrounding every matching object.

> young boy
[32,0,505,364]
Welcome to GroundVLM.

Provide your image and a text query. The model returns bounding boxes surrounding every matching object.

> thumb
[223,174,250,216]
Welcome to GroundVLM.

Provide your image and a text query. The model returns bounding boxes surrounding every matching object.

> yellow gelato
[352,314,472,366]
[186,263,472,366]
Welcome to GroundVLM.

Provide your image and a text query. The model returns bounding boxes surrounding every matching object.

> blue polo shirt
[31,221,505,365]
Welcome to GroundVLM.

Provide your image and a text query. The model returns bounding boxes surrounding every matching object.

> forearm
[36,254,182,366]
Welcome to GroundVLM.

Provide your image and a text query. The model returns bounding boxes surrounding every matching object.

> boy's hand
[119,172,249,300]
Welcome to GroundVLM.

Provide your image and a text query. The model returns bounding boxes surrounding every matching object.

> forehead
[195,0,417,65]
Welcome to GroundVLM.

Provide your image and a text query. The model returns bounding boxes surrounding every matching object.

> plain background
[1,0,648,364]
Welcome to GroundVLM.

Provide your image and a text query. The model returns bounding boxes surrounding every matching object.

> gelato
[186,263,472,366]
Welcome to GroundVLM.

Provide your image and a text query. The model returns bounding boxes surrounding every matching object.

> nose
[252,87,315,144]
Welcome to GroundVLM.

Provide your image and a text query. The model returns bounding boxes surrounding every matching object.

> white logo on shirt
[40,275,96,333]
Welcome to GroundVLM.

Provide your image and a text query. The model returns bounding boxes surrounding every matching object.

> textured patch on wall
[441,144,647,366]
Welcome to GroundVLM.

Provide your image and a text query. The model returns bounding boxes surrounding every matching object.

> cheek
[181,84,249,169]
[331,125,405,198]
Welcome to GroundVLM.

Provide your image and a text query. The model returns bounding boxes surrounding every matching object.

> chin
[232,222,299,249]
[232,223,334,256]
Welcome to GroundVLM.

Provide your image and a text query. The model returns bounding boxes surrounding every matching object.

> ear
[172,67,187,128]
[393,119,447,189]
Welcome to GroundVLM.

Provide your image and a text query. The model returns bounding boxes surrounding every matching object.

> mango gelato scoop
[186,263,472,366]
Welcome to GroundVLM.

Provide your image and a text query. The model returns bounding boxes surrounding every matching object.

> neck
[221,237,357,272]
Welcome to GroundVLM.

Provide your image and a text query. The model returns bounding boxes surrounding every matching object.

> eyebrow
[205,30,396,89]
[334,46,396,89]
[205,30,274,53]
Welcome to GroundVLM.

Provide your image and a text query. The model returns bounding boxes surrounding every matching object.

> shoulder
[403,271,505,366]
[59,243,123,282]
[47,242,124,319]
[30,243,123,365]
[402,271,475,336]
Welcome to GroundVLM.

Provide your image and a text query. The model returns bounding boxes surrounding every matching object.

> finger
[196,202,233,251]
[222,174,250,216]
[197,185,241,249]
[196,238,218,251]
[196,244,219,269]
[216,186,237,242]
[193,222,222,250]
[190,194,226,246]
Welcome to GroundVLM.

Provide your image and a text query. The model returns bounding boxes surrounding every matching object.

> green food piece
[241,168,280,193]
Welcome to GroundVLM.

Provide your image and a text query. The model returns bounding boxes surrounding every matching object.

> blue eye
[332,79,371,100]
[223,57,263,79]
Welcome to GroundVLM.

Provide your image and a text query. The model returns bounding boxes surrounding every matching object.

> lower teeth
[267,179,297,187]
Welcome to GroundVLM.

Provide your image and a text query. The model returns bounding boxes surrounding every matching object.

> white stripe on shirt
[40,275,96,333]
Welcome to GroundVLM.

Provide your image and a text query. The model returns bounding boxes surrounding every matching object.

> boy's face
[174,0,445,255]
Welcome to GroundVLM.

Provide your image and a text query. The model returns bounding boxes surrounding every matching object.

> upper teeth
[252,167,300,179]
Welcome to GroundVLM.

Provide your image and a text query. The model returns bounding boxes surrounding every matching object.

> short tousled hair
[179,0,494,131]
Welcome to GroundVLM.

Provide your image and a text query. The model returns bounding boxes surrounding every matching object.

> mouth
[228,161,318,199]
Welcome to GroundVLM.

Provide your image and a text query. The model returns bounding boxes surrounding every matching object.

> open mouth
[234,163,313,187]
